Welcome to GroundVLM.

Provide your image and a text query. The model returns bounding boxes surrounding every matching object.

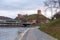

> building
[37,10,50,23]
[18,14,23,18]
[37,10,41,15]
[15,14,24,22]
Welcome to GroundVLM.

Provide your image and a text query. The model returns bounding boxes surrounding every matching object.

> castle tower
[37,10,41,15]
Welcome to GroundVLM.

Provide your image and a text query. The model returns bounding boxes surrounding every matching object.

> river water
[0,27,27,40]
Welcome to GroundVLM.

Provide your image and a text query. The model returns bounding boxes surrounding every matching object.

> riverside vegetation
[39,18,60,40]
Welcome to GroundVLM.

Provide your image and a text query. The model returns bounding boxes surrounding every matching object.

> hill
[0,16,12,20]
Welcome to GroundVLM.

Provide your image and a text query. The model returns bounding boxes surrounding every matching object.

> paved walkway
[21,28,57,40]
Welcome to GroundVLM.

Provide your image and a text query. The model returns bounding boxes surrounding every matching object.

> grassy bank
[39,18,60,40]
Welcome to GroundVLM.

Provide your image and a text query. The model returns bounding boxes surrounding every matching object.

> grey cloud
[0,0,44,10]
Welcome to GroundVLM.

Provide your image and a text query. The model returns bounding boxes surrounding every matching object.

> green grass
[39,18,60,40]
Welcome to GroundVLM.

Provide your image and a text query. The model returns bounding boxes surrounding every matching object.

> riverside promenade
[0,27,57,40]
[17,27,57,40]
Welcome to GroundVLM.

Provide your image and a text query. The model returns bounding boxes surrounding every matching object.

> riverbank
[39,18,60,40]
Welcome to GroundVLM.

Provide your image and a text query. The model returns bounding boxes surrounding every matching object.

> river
[0,27,27,40]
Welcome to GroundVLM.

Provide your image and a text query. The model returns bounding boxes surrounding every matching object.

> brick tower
[37,10,41,15]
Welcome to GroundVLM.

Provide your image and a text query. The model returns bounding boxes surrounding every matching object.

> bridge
[0,22,32,27]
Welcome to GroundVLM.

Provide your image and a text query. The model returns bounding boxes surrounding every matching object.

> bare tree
[58,0,60,6]
[44,0,60,18]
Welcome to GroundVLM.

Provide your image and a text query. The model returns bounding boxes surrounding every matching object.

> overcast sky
[0,0,51,19]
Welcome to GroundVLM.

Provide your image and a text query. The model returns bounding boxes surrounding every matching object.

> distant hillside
[0,16,13,20]
[22,14,48,20]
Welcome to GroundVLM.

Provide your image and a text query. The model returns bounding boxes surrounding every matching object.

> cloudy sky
[0,0,51,19]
